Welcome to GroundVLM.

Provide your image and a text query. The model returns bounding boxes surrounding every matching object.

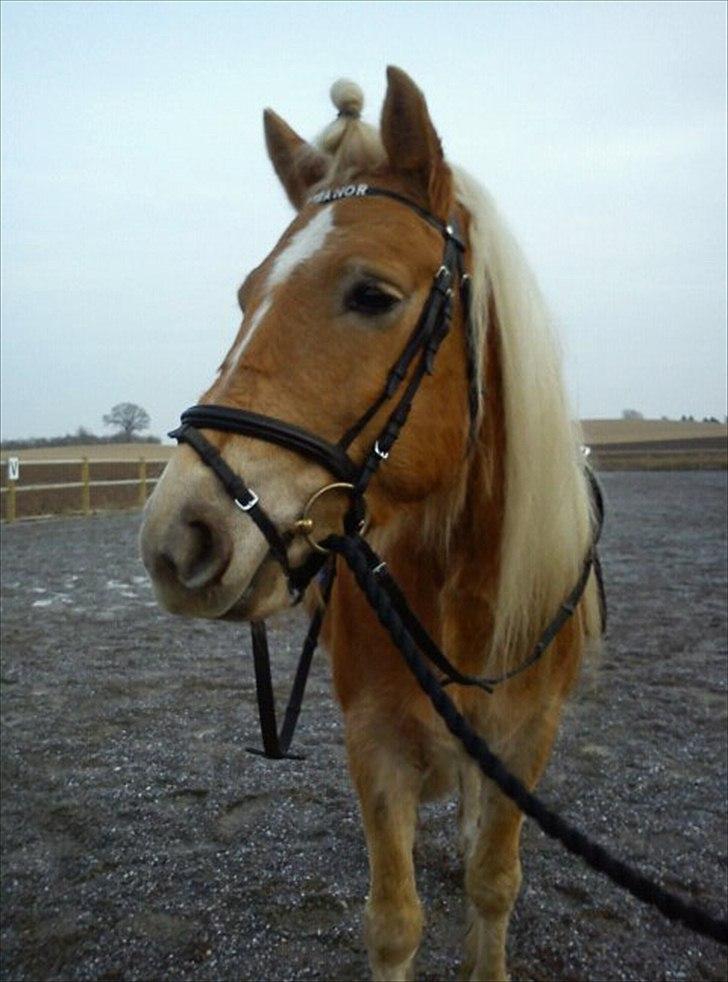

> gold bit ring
[293,482,369,554]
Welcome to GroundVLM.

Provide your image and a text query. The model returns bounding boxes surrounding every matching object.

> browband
[308,183,466,247]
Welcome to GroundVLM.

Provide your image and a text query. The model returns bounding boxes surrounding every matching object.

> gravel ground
[1,471,726,981]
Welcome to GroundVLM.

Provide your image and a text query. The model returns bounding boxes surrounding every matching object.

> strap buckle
[235,489,259,512]
[434,265,452,294]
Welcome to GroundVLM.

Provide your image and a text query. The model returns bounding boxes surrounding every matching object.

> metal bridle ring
[295,482,369,554]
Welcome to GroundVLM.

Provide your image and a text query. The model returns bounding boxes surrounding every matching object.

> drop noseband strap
[169,422,293,580]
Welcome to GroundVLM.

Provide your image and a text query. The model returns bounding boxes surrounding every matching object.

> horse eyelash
[345,282,401,316]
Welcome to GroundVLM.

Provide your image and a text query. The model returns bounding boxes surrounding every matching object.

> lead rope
[323,531,728,947]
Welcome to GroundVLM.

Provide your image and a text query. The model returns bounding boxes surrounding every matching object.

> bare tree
[621,408,644,420]
[103,403,150,439]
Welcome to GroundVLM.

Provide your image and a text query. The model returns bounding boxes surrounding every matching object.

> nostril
[184,521,215,584]
[158,515,233,591]
[182,519,232,589]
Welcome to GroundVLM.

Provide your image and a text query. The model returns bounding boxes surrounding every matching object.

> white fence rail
[1,457,168,521]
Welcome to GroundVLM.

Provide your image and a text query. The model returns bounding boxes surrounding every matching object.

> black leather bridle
[170,185,477,598]
[168,184,605,759]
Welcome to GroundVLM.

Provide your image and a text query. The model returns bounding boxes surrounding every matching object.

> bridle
[171,184,477,598]
[169,183,605,759]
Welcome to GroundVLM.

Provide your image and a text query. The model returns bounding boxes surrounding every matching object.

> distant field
[0,443,173,463]
[2,420,726,461]
[581,419,727,445]
[579,419,727,471]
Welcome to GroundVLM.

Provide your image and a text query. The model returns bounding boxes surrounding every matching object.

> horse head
[141,68,477,622]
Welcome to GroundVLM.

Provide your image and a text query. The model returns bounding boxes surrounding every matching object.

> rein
[323,531,727,946]
[167,185,726,945]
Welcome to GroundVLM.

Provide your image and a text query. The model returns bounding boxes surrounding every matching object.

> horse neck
[380,308,506,654]
[437,301,506,619]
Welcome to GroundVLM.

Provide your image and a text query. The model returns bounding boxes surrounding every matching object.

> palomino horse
[141,67,602,981]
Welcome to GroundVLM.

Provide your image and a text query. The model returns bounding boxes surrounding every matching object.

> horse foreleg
[462,701,565,982]
[347,730,424,982]
[463,784,523,982]
[458,761,488,980]
[458,760,482,861]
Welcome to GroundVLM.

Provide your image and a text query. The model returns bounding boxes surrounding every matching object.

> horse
[140,66,602,982]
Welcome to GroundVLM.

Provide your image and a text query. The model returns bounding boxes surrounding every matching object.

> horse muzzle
[139,445,368,621]
[139,450,288,620]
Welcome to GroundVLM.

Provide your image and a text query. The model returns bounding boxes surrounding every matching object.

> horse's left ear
[264,109,328,210]
[380,66,453,218]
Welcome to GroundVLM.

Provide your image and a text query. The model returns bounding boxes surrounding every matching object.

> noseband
[170,185,477,599]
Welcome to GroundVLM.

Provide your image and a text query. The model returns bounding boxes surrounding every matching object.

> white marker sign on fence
[7,458,20,481]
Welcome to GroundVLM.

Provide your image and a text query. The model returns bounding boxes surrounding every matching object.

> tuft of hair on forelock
[451,165,603,668]
[314,79,386,183]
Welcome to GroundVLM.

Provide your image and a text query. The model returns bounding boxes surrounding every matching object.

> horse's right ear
[380,66,452,218]
[264,109,328,210]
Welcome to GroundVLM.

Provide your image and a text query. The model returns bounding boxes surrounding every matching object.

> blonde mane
[311,89,600,665]
[452,167,601,661]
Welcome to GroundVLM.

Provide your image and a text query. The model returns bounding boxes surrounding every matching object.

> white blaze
[223,297,271,383]
[267,207,335,289]
[223,208,335,381]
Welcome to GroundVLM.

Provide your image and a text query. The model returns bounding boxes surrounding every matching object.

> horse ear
[380,66,452,217]
[263,109,328,210]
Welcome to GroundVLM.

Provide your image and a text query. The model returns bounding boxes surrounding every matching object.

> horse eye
[345,283,400,316]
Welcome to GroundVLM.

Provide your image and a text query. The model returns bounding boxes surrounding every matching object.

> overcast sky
[1,0,726,441]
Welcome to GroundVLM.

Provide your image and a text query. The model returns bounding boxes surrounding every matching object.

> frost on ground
[1,471,726,981]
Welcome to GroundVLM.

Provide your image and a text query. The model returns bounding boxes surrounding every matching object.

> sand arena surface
[1,471,726,981]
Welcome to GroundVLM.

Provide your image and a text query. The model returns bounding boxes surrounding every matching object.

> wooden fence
[3,434,725,523]
[1,457,168,522]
